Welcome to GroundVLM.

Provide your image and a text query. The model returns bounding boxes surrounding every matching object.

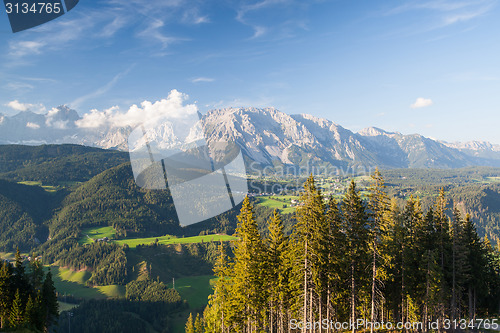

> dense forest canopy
[202,172,500,332]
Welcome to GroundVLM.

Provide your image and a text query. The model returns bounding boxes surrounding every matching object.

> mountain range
[1,106,500,170]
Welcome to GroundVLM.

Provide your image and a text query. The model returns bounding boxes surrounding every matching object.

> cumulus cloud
[76,89,198,129]
[6,100,30,111]
[410,97,433,109]
[26,122,40,129]
[6,100,46,113]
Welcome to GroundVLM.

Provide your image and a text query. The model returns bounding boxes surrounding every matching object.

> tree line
[200,170,500,332]
[0,249,58,332]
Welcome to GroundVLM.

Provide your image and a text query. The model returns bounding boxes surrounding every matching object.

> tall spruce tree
[342,179,369,333]
[185,313,195,333]
[462,213,484,319]
[9,289,23,328]
[41,270,59,332]
[231,196,266,332]
[325,195,347,329]
[205,242,231,333]
[0,261,13,329]
[450,208,471,321]
[265,210,288,333]
[367,168,390,333]
[194,313,204,333]
[294,175,329,332]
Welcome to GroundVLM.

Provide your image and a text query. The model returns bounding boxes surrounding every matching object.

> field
[79,226,117,245]
[114,234,237,249]
[57,301,79,313]
[167,275,215,310]
[255,195,299,214]
[167,275,216,333]
[0,252,16,261]
[79,226,237,248]
[48,266,108,299]
[95,285,126,298]
[17,180,59,192]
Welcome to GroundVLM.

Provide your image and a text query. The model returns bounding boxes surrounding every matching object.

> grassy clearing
[256,195,297,214]
[114,234,237,249]
[48,266,107,300]
[18,180,42,186]
[95,285,126,298]
[57,266,91,284]
[58,301,78,313]
[17,181,58,192]
[0,252,16,261]
[168,276,217,333]
[167,275,214,310]
[79,226,117,245]
[485,176,500,183]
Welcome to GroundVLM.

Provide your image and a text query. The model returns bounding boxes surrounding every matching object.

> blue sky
[1,0,500,143]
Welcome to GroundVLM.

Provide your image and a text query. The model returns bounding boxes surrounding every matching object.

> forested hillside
[0,179,58,251]
[0,144,128,185]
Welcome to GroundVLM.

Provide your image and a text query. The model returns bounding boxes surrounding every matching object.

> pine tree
[194,313,204,333]
[342,179,369,333]
[325,195,347,328]
[41,270,59,331]
[434,188,450,328]
[265,210,287,333]
[293,175,329,332]
[204,242,231,332]
[24,295,36,328]
[0,262,13,329]
[367,168,390,333]
[29,258,45,291]
[462,213,484,319]
[185,313,195,333]
[449,208,470,320]
[13,248,29,302]
[231,196,266,332]
[9,289,23,328]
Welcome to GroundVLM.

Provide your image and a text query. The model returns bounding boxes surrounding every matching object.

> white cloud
[191,77,215,83]
[383,0,496,31]
[137,19,183,50]
[9,41,45,57]
[236,0,310,39]
[6,100,46,113]
[6,100,30,111]
[26,122,40,129]
[76,89,198,129]
[251,26,267,38]
[45,108,70,129]
[5,82,35,91]
[410,97,433,109]
[70,66,134,109]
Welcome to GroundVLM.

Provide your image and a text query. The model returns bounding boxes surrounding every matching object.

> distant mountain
[441,140,500,160]
[1,106,500,170]
[202,108,500,169]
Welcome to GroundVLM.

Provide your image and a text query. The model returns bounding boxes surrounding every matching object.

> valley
[2,144,500,332]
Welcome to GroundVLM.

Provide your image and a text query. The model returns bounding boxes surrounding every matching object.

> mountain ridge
[1,106,500,169]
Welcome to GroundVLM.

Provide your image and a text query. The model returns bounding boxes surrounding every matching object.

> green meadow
[79,226,117,245]
[114,234,237,249]
[255,195,299,214]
